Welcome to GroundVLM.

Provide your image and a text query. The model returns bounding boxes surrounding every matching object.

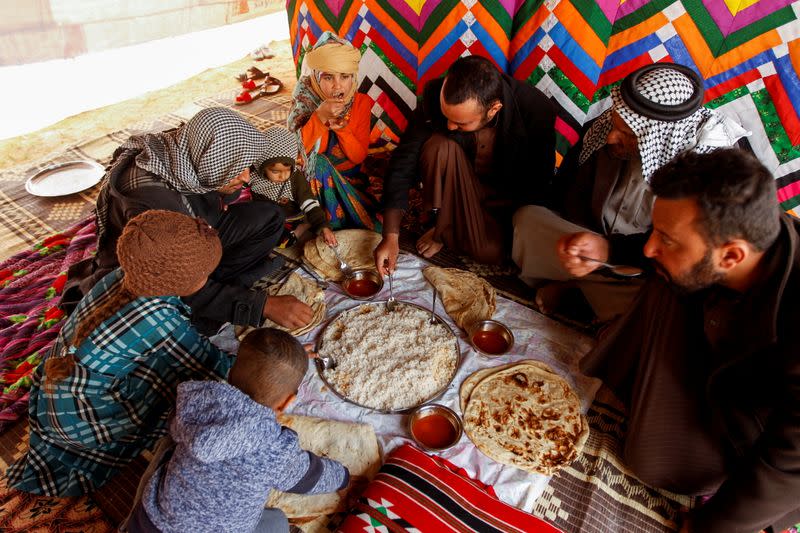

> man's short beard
[445,109,494,133]
[654,248,724,294]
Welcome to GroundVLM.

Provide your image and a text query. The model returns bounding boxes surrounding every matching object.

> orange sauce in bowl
[472,330,509,355]
[412,413,458,449]
[346,278,380,297]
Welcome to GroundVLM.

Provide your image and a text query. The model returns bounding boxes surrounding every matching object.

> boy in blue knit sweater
[126,328,349,533]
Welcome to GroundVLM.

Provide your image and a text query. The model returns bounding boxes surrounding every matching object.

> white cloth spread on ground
[214,254,599,512]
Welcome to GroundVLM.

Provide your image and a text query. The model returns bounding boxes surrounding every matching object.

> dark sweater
[584,214,800,532]
[382,74,556,211]
[71,151,271,327]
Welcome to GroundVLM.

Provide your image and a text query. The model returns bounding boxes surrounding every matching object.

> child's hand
[303,344,317,359]
[322,228,338,247]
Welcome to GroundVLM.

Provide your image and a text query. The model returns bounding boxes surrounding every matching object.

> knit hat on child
[47,210,223,386]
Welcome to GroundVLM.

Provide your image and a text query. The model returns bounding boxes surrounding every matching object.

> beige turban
[305,42,361,102]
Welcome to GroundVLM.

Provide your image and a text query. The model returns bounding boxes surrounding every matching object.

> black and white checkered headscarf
[249,126,299,198]
[579,64,746,182]
[95,107,271,243]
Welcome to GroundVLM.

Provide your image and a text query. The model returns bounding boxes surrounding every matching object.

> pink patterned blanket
[0,217,96,433]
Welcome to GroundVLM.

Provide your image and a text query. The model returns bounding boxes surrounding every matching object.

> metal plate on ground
[26,160,105,197]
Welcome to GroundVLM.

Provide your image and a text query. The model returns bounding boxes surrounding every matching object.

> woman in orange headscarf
[288,32,381,232]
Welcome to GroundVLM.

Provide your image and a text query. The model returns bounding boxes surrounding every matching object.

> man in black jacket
[374,55,556,274]
[558,149,800,533]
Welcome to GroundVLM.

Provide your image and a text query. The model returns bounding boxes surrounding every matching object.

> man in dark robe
[558,149,800,532]
[374,55,556,274]
[513,63,748,322]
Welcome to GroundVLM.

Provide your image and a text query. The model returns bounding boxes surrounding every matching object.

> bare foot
[534,282,567,315]
[416,228,444,258]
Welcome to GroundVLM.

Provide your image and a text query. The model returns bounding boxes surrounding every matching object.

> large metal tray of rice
[315,301,460,413]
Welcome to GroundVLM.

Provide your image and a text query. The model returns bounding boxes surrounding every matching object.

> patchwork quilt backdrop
[287,0,800,215]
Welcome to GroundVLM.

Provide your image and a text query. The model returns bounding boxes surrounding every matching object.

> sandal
[234,66,268,83]
[247,66,267,80]
[235,89,259,105]
[260,75,283,95]
[236,76,284,105]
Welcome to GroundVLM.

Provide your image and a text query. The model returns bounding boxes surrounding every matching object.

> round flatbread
[462,362,589,475]
[237,272,325,338]
[304,229,382,281]
[267,415,380,521]
[267,272,325,336]
[459,362,519,413]
[423,267,496,330]
[459,360,562,413]
[303,238,340,280]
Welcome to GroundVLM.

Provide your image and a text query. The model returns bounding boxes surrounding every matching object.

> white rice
[320,303,459,411]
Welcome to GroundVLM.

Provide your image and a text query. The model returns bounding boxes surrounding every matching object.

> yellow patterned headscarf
[288,33,363,178]
[304,39,361,103]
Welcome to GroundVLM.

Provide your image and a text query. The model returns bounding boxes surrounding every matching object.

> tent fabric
[0,1,285,65]
[286,0,800,216]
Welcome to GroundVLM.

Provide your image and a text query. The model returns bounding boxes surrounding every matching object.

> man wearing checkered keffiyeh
[511,63,750,323]
[65,107,313,333]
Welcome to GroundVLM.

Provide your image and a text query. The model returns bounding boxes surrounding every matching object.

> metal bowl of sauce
[468,319,514,357]
[341,269,384,300]
[407,404,463,452]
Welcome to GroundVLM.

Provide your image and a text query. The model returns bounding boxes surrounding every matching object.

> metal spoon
[386,271,397,311]
[331,245,353,277]
[315,354,337,370]
[428,287,438,324]
[577,255,643,277]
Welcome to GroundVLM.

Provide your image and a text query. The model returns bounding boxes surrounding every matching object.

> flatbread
[459,362,520,413]
[304,229,382,282]
[267,272,325,336]
[303,238,340,280]
[237,272,325,338]
[267,415,381,525]
[423,267,496,331]
[462,361,589,476]
[459,360,561,412]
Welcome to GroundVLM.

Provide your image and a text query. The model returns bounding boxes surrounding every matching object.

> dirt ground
[0,40,298,170]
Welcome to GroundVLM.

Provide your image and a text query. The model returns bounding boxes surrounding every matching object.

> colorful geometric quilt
[286,0,800,215]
